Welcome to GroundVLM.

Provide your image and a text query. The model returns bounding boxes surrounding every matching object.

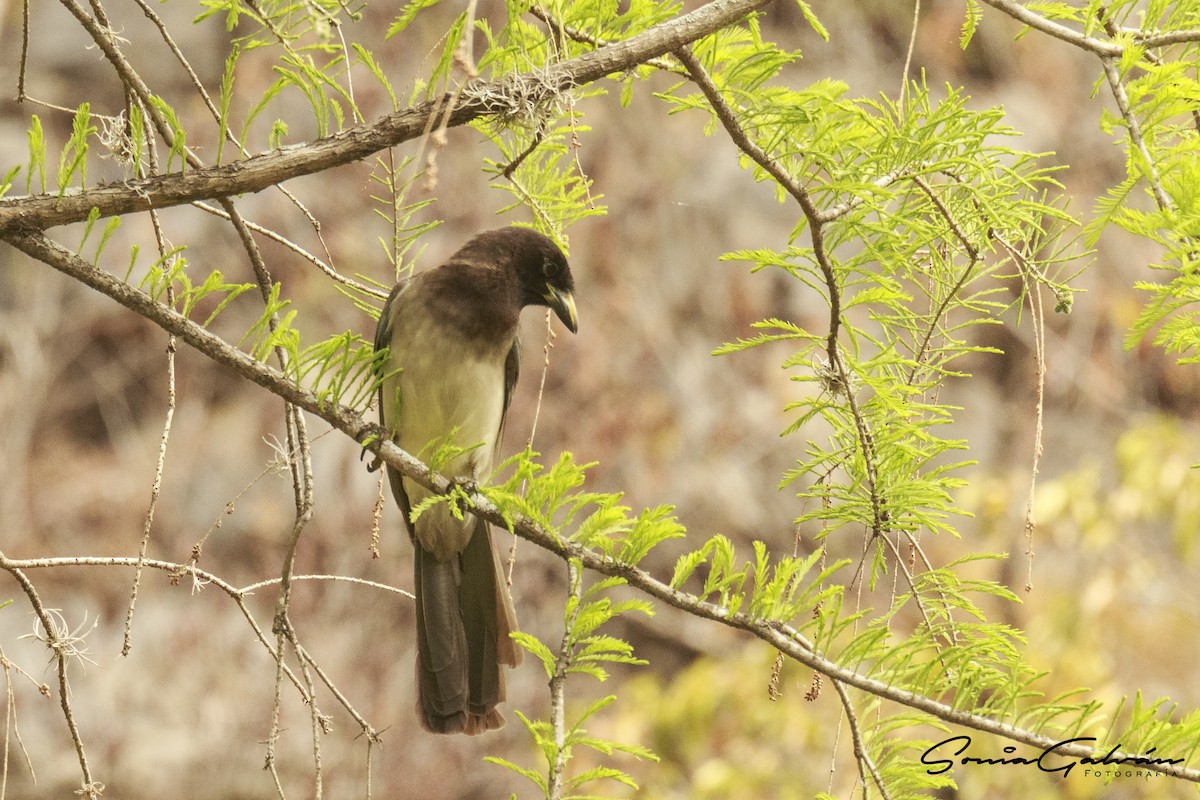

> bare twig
[992,232,1047,592]
[816,166,920,224]
[830,678,892,800]
[218,190,330,787]
[0,556,407,600]
[1095,10,1200,136]
[899,0,921,115]
[2,554,397,737]
[129,0,218,121]
[0,646,39,796]
[908,174,982,381]
[193,204,381,297]
[123,111,175,657]
[1132,28,1200,48]
[528,5,686,75]
[978,0,1121,55]
[547,559,583,800]
[0,555,97,797]
[507,311,560,584]
[1099,56,1173,212]
[500,126,547,179]
[120,314,173,657]
[16,0,31,102]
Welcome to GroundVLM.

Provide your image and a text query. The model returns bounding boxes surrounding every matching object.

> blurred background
[1,1,1199,798]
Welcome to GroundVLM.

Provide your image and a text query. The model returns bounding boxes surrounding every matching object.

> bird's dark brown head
[459,227,578,333]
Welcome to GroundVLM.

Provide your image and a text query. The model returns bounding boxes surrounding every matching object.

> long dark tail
[414,518,522,735]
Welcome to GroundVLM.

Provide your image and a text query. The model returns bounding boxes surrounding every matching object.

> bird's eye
[542,257,556,278]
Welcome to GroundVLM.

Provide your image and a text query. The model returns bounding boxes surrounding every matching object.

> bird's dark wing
[374,278,416,539]
[373,279,408,374]
[496,338,520,451]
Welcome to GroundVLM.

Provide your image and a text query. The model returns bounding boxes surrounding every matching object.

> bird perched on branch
[374,227,578,734]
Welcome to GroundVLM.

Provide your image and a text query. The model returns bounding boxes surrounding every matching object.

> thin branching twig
[123,106,175,657]
[0,555,97,797]
[831,678,892,800]
[547,559,583,800]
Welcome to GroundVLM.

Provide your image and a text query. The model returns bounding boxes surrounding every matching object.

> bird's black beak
[543,284,578,333]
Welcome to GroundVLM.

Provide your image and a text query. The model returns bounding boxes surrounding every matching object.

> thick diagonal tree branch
[0,0,775,235]
[11,230,1199,784]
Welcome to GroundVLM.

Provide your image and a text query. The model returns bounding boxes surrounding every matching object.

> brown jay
[374,227,578,735]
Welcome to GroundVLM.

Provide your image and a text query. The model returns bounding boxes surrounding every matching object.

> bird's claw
[361,427,391,472]
[361,445,383,472]
[447,476,480,496]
